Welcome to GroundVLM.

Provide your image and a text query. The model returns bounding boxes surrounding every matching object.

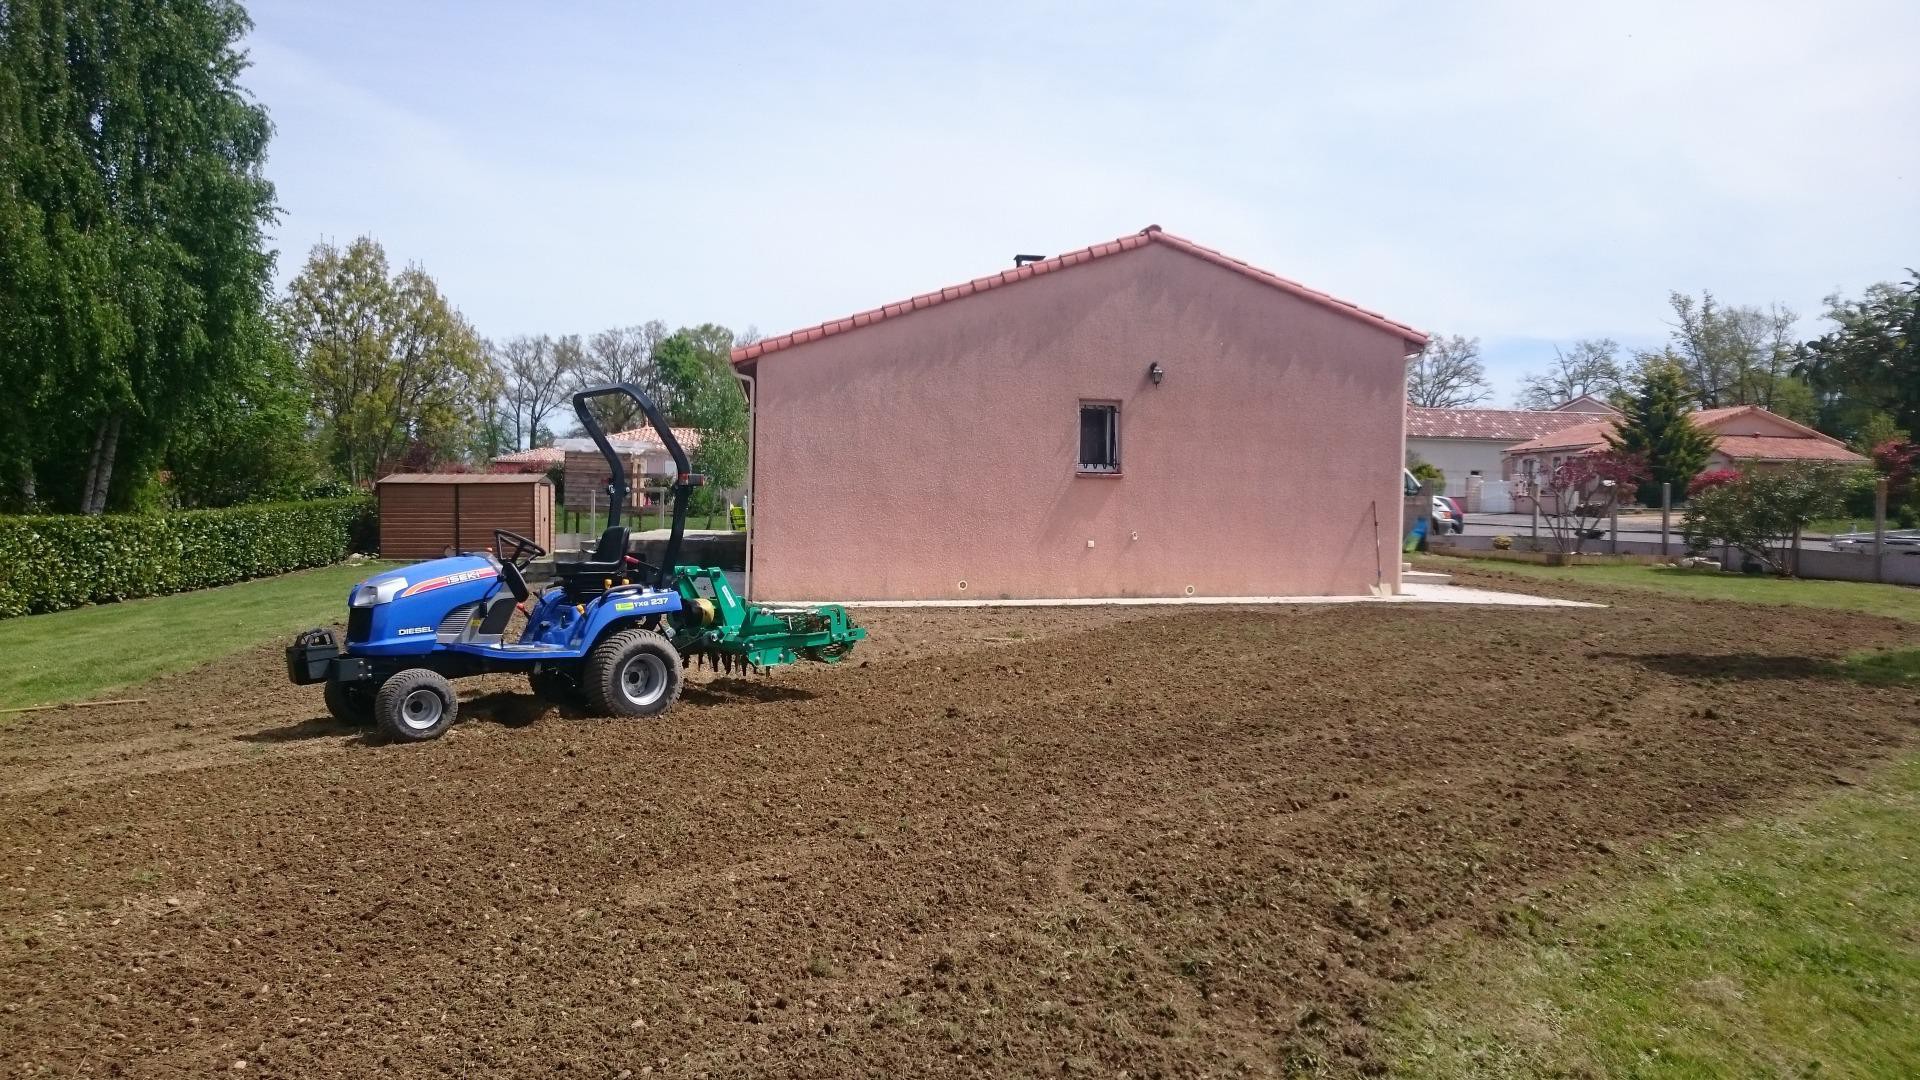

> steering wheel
[491,529,547,570]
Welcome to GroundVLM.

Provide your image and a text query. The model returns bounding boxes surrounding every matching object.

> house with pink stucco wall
[730,225,1428,601]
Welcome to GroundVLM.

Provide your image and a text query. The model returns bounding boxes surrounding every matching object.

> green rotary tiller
[674,567,865,674]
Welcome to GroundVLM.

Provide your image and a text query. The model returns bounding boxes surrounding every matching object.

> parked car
[1429,496,1454,534]
[1440,495,1466,533]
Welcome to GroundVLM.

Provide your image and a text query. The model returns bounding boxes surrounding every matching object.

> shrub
[0,497,372,619]
[1540,450,1649,553]
[1408,457,1445,493]
[1688,468,1740,498]
[1492,534,1514,550]
[1683,464,1859,575]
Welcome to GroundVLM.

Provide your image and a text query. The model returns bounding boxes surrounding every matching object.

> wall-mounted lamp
[1148,362,1165,385]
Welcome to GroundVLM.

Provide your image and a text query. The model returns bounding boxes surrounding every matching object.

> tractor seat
[568,525,630,576]
[558,526,633,600]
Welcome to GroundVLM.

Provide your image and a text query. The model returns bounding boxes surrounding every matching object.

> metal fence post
[1875,477,1889,584]
[1529,479,1540,551]
[1608,498,1619,554]
[1660,482,1671,558]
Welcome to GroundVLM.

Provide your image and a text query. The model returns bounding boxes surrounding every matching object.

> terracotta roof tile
[732,225,1428,364]
[1406,407,1612,442]
[489,445,565,465]
[1711,435,1865,462]
[489,425,703,466]
[1504,419,1621,454]
[1503,406,1866,463]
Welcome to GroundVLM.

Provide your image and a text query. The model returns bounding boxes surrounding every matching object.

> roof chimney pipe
[1013,254,1047,268]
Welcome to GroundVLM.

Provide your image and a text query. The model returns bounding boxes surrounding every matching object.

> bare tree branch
[1516,339,1624,409]
[1406,334,1492,408]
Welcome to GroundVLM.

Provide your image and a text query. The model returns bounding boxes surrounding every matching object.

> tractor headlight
[351,578,408,608]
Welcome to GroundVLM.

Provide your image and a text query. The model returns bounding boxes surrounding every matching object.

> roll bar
[571,383,706,587]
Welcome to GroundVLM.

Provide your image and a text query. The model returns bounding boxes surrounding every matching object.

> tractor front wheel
[374,669,459,743]
[584,629,683,718]
[323,680,375,725]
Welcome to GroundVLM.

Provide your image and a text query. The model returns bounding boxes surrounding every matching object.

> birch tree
[0,0,280,512]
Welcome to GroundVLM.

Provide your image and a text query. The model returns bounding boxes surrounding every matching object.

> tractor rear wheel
[584,629,683,718]
[373,668,459,743]
[323,680,374,725]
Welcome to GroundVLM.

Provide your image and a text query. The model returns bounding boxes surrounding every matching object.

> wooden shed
[376,473,554,560]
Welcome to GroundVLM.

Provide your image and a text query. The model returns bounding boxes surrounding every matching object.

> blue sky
[242,1,1918,405]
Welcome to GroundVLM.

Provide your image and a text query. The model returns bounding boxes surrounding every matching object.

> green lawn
[1388,556,1920,1075]
[1389,755,1920,1078]
[0,560,389,710]
[1431,555,1920,623]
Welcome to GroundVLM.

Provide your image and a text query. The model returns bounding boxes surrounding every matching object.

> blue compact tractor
[287,384,865,742]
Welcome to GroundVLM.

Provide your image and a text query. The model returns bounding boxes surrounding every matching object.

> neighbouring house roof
[490,426,703,467]
[1708,435,1867,462]
[378,472,552,485]
[1503,405,1866,464]
[1554,393,1620,413]
[1502,419,1621,455]
[1406,405,1620,442]
[491,446,565,467]
[731,224,1429,364]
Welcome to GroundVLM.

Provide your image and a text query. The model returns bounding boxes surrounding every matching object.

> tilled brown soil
[3,587,1917,1077]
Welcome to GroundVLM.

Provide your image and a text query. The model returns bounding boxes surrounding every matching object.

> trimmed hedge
[0,497,374,619]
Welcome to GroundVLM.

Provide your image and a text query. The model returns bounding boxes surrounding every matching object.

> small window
[1078,403,1119,472]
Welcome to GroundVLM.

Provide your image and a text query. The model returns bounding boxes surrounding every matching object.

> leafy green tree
[164,314,322,506]
[1607,362,1716,505]
[1658,291,1810,415]
[651,325,747,517]
[0,0,281,512]
[279,237,491,486]
[1799,274,1920,442]
[1849,413,1910,456]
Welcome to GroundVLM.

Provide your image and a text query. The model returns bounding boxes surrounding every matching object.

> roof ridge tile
[732,225,1426,363]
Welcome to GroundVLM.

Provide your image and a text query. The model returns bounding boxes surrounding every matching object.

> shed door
[381,485,458,560]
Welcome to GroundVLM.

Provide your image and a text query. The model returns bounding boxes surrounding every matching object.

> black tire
[528,667,586,707]
[323,680,375,725]
[584,628,683,718]
[373,668,458,743]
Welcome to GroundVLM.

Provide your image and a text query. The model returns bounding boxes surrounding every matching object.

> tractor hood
[345,554,502,655]
[353,555,499,603]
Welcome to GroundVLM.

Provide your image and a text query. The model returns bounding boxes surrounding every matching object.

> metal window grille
[1078,404,1119,472]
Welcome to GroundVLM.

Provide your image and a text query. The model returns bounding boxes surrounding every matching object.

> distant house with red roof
[1503,405,1866,481]
[491,425,703,472]
[732,224,1428,600]
[1406,395,1620,485]
[492,426,704,512]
